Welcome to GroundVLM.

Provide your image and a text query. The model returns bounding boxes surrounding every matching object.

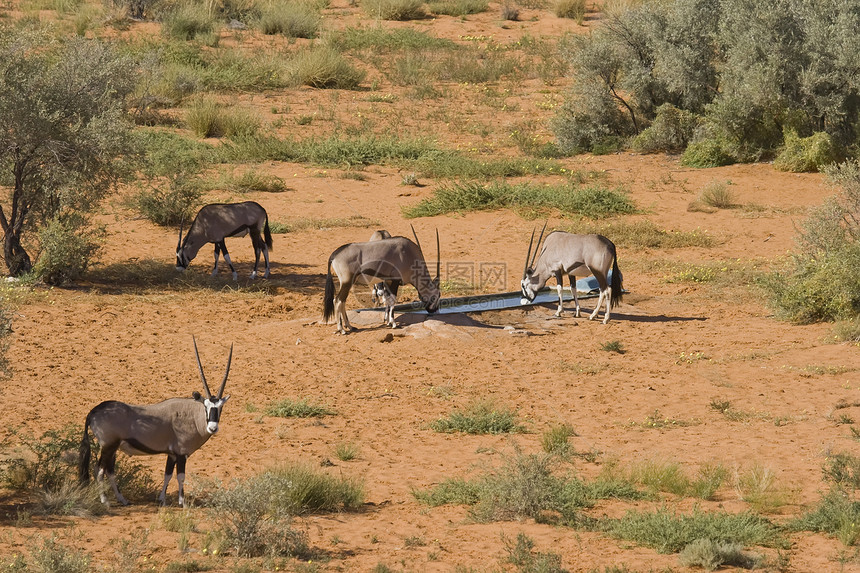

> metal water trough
[356,276,605,316]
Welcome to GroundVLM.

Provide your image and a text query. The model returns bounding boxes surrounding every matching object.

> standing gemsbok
[520,228,623,323]
[176,201,272,280]
[323,230,441,334]
[78,338,232,507]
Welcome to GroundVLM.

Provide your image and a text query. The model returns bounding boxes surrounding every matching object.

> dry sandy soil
[2,2,860,572]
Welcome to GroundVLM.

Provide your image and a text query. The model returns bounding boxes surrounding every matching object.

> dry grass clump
[362,0,427,20]
[552,0,584,21]
[688,180,737,212]
[287,45,366,89]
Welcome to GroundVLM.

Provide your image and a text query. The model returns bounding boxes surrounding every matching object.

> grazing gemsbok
[78,338,233,507]
[323,230,441,334]
[520,227,623,323]
[176,201,272,280]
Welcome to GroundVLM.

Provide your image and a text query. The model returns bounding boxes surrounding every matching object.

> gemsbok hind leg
[589,271,611,323]
[249,231,270,279]
[569,274,581,317]
[97,445,128,506]
[554,271,564,317]
[334,281,353,334]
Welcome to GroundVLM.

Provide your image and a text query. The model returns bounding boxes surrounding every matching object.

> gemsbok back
[323,230,441,334]
[176,201,272,280]
[520,228,623,323]
[78,338,233,507]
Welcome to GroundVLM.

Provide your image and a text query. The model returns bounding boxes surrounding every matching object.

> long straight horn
[193,336,213,399]
[530,220,548,269]
[410,224,422,251]
[216,343,233,399]
[435,228,440,281]
[523,227,536,278]
[177,219,184,251]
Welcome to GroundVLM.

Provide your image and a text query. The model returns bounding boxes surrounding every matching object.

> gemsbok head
[79,337,233,507]
[521,224,623,323]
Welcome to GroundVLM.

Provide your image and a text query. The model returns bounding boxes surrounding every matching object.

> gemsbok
[520,227,623,323]
[371,281,398,328]
[176,201,272,280]
[78,338,233,507]
[323,230,441,334]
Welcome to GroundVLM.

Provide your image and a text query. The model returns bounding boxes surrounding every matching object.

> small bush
[29,536,90,573]
[287,45,365,89]
[255,0,321,37]
[552,0,584,22]
[207,475,309,558]
[678,538,758,571]
[362,0,427,20]
[186,98,261,139]
[430,400,525,434]
[823,453,860,491]
[500,1,519,20]
[266,398,335,418]
[541,424,577,456]
[774,130,839,173]
[162,2,218,42]
[503,533,567,573]
[34,216,103,286]
[632,104,699,154]
[132,174,203,227]
[680,137,736,168]
[334,442,360,461]
[222,170,287,193]
[735,465,795,513]
[791,489,860,546]
[695,180,737,210]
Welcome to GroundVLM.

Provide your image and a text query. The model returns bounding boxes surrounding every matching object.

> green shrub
[678,538,758,570]
[186,98,261,139]
[29,536,90,573]
[162,2,219,42]
[632,104,699,154]
[603,507,785,554]
[362,0,427,20]
[823,453,860,491]
[503,533,567,573]
[427,0,487,16]
[33,216,103,286]
[680,137,736,168]
[696,180,737,209]
[403,181,635,219]
[763,161,860,323]
[287,45,365,89]
[541,424,577,456]
[552,0,584,22]
[791,489,860,546]
[430,400,524,434]
[132,174,203,227]
[774,130,839,173]
[266,398,335,418]
[207,475,309,557]
[255,0,321,38]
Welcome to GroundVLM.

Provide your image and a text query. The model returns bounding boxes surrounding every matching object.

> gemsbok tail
[263,216,273,250]
[610,247,623,309]
[78,414,92,484]
[323,252,337,324]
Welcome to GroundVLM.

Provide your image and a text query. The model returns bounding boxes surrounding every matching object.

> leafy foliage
[0,28,136,276]
[764,160,860,322]
[555,0,860,162]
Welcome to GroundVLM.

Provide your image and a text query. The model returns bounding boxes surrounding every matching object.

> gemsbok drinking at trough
[323,229,441,334]
[520,226,623,323]
[78,338,233,507]
[176,201,272,280]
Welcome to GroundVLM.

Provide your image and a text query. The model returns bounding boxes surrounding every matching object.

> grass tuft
[266,398,336,418]
[430,400,525,434]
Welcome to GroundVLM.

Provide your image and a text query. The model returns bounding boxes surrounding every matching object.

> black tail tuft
[610,249,623,309]
[323,255,336,323]
[78,415,92,484]
[264,216,273,250]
